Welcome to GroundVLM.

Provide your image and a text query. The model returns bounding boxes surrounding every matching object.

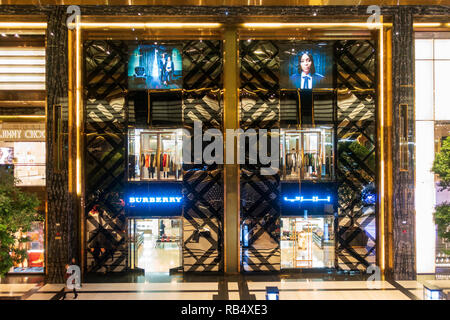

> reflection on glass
[280,127,334,181]
[0,142,46,186]
[10,221,45,273]
[415,39,433,60]
[435,61,450,121]
[128,129,183,181]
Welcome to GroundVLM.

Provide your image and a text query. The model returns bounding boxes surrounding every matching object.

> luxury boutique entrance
[128,218,182,273]
[281,216,335,269]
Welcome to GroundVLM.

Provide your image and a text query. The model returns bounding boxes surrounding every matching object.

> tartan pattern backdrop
[240,40,281,271]
[182,40,224,272]
[84,41,128,273]
[335,40,377,271]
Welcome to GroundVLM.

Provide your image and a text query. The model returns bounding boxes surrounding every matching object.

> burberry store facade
[1,1,449,282]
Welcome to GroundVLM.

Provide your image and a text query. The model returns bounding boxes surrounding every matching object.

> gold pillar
[223,26,240,273]
[384,27,394,277]
[377,22,393,278]
[68,19,85,276]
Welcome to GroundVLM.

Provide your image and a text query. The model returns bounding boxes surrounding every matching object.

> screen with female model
[280,42,334,90]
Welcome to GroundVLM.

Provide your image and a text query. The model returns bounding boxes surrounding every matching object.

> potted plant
[0,167,40,277]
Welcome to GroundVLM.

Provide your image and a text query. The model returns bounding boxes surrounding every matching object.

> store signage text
[283,195,331,203]
[0,129,45,140]
[128,196,182,204]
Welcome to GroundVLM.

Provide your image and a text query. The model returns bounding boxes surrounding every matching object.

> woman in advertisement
[290,52,326,89]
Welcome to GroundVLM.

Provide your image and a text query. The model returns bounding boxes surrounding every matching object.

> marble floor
[137,234,181,273]
[0,276,448,300]
[281,240,334,269]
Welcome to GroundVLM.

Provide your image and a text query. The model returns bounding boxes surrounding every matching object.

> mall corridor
[1,274,449,300]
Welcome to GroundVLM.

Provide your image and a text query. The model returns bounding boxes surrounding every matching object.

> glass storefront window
[0,122,46,186]
[281,216,334,269]
[128,128,183,181]
[415,34,450,273]
[280,127,334,181]
[10,221,45,273]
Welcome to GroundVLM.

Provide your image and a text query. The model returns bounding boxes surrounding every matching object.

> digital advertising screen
[128,43,183,90]
[280,42,334,90]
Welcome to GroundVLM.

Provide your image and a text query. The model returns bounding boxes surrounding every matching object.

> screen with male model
[128,44,182,90]
[280,41,334,90]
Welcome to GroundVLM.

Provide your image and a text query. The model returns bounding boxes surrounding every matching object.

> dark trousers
[62,288,78,299]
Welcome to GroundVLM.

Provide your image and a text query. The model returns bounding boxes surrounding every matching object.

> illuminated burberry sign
[128,196,183,204]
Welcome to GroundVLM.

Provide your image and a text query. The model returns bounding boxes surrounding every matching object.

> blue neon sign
[128,196,182,204]
[283,196,331,203]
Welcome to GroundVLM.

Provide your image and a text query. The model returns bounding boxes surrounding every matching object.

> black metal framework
[240,40,281,272]
[239,38,378,272]
[334,40,377,271]
[84,39,225,273]
[84,40,128,273]
[182,40,224,272]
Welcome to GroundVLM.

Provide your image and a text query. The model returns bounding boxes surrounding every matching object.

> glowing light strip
[0,115,45,120]
[243,22,386,29]
[129,196,183,204]
[379,21,385,272]
[0,49,45,56]
[76,15,81,196]
[283,196,331,203]
[0,66,45,73]
[0,22,47,28]
[67,22,222,29]
[413,23,442,27]
[0,57,45,65]
[0,74,44,82]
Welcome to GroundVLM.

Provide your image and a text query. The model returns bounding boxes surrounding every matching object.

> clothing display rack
[134,131,182,181]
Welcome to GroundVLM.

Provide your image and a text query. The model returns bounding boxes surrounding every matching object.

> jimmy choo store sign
[0,124,45,142]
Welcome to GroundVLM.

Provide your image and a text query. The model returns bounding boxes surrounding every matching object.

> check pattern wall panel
[182,40,224,272]
[240,40,281,272]
[84,41,128,273]
[335,40,377,271]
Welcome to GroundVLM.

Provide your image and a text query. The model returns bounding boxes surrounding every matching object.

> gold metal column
[377,21,393,279]
[384,27,394,278]
[223,26,240,273]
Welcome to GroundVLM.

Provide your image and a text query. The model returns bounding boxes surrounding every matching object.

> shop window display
[10,221,45,273]
[280,127,334,181]
[128,128,183,181]
[281,216,334,269]
[0,122,46,186]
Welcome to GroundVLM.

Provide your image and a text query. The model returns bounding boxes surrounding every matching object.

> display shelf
[136,231,144,249]
[312,231,323,249]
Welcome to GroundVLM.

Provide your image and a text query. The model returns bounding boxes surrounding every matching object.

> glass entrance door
[128,218,182,273]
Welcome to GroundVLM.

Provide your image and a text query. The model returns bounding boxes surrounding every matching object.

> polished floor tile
[0,283,39,299]
[14,277,434,300]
